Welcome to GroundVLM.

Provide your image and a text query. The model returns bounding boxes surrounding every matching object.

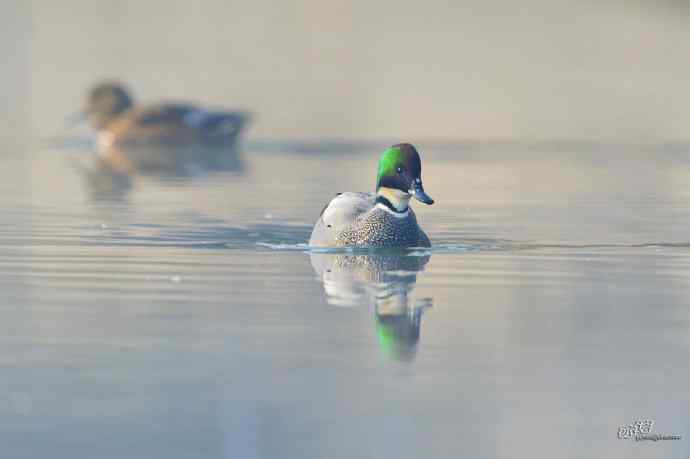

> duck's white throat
[376,187,411,216]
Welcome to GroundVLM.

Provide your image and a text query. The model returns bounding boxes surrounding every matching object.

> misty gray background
[2,1,690,144]
[1,3,690,459]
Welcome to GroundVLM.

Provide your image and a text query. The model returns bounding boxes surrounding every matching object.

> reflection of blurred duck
[81,81,251,173]
[80,158,133,201]
[311,253,433,362]
[309,143,434,248]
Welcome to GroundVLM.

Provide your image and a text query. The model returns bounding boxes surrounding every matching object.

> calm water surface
[2,139,690,458]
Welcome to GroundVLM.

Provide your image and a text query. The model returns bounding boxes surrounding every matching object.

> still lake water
[2,138,690,458]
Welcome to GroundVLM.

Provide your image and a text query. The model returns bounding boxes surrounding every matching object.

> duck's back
[309,192,375,247]
[107,103,248,146]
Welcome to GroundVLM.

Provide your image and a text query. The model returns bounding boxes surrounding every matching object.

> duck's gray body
[309,192,431,248]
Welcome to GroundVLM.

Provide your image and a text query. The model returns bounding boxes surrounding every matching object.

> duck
[82,81,251,151]
[309,143,434,248]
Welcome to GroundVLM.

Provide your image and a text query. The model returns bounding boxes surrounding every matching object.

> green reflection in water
[311,252,433,362]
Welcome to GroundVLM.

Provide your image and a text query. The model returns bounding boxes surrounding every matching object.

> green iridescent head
[375,143,434,205]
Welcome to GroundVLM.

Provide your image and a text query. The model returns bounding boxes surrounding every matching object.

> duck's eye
[396,166,403,174]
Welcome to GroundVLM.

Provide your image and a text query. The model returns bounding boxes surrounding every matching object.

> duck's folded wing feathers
[320,192,374,230]
[111,103,250,144]
[309,192,374,247]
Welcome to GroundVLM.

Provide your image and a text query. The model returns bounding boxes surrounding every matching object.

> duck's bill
[409,182,434,205]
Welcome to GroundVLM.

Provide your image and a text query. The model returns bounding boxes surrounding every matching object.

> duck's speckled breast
[335,207,430,248]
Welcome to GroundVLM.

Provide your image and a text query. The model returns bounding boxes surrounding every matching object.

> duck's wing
[109,103,250,144]
[309,192,374,247]
[320,192,374,231]
[107,104,194,144]
[181,109,251,139]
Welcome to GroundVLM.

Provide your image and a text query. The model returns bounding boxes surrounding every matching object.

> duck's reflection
[79,158,134,201]
[310,252,433,362]
[78,142,246,201]
[95,135,246,175]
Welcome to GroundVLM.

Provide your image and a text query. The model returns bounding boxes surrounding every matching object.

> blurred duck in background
[76,81,251,174]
